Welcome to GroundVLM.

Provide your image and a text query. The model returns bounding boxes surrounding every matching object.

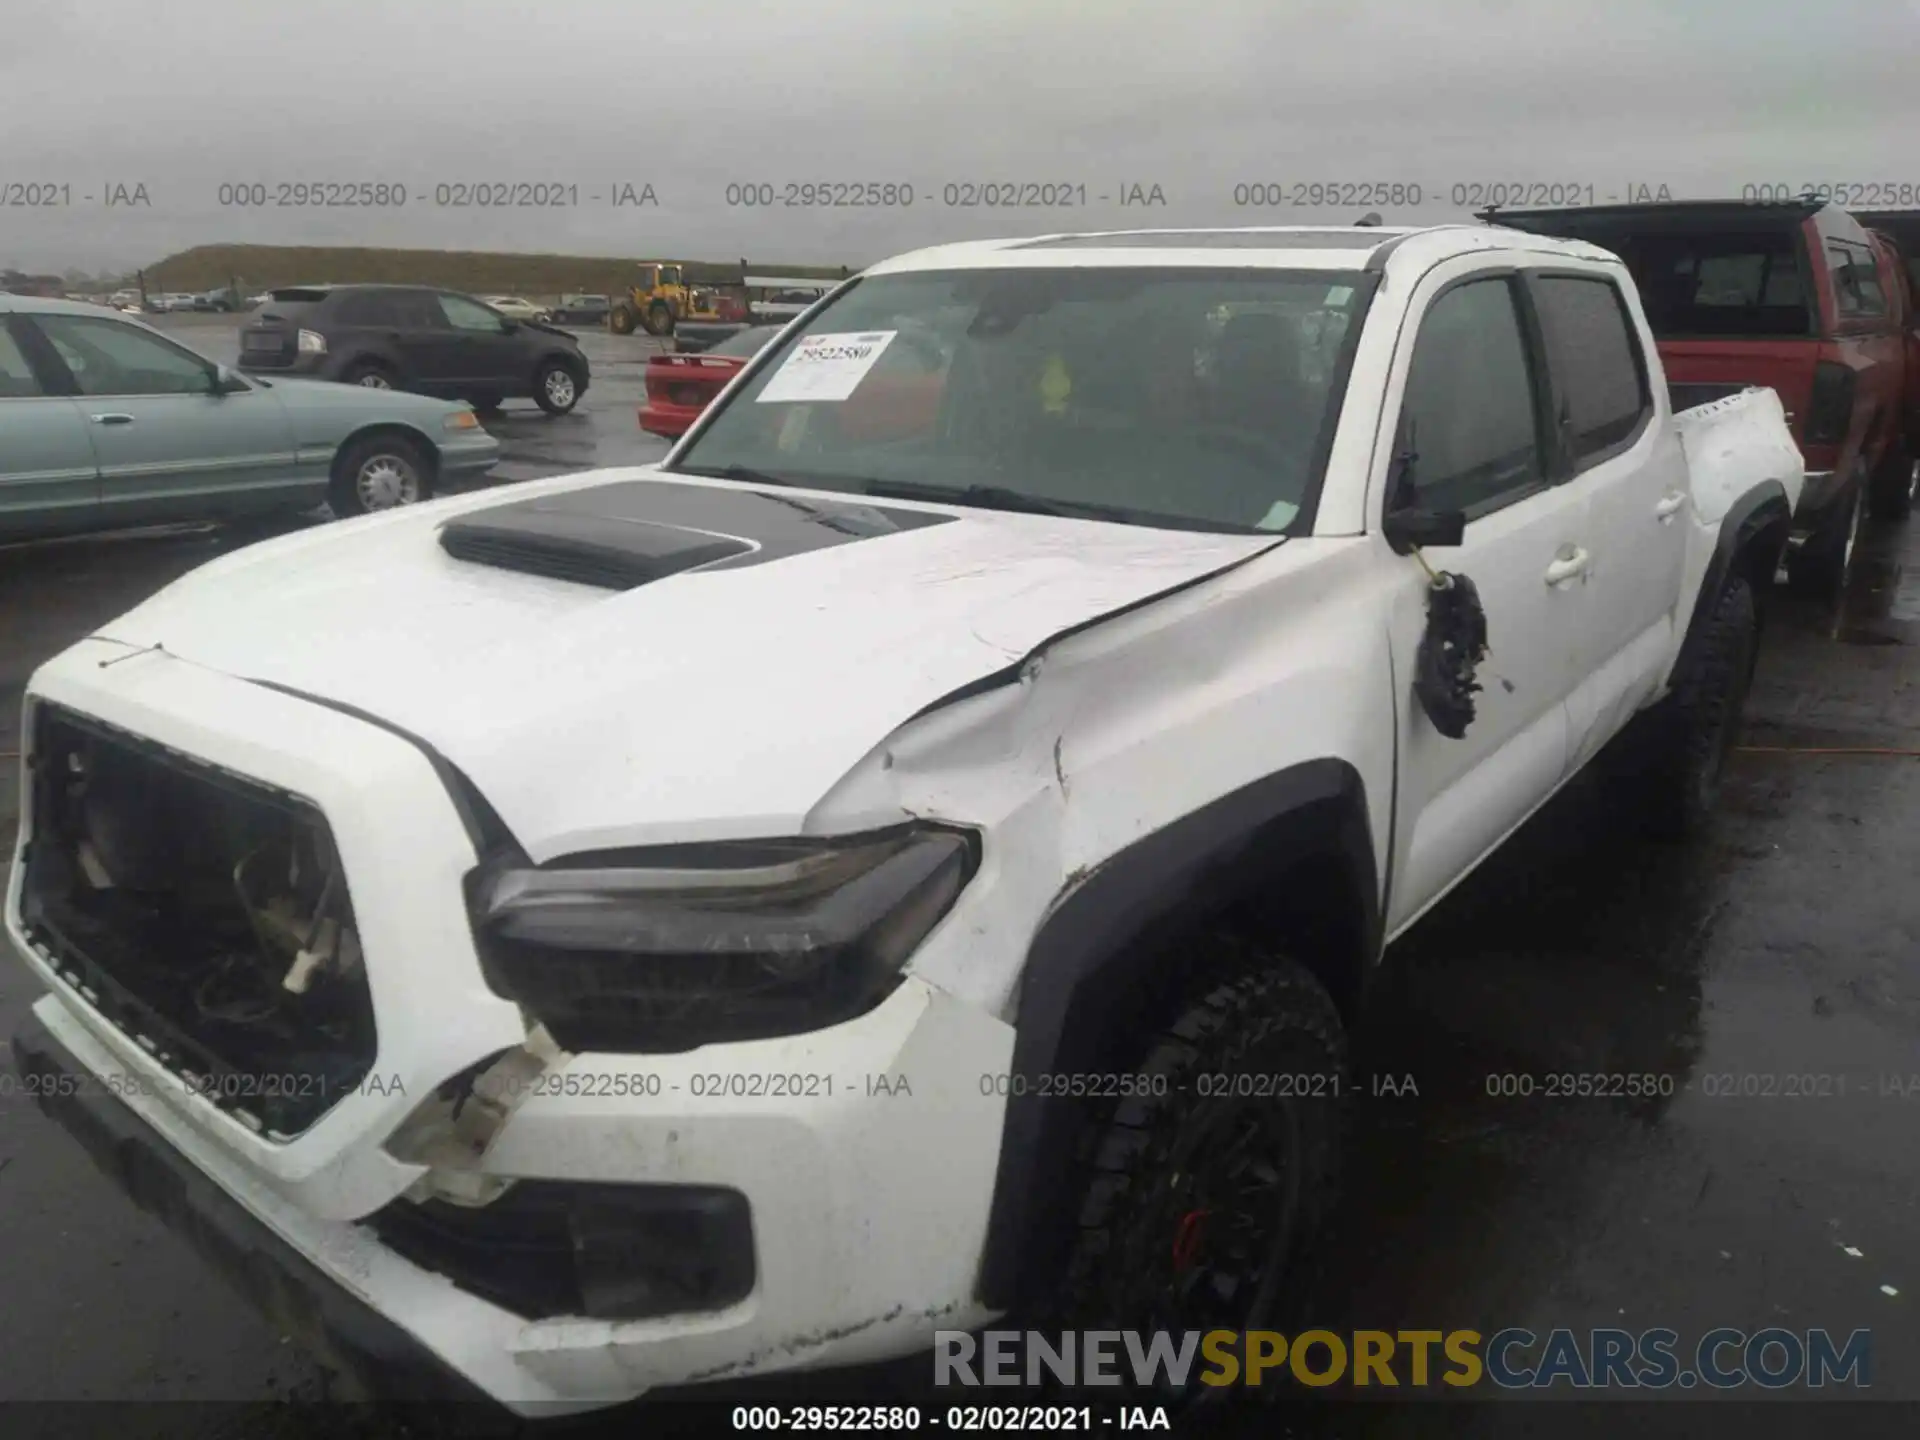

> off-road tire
[608,303,639,336]
[1868,436,1914,520]
[1040,938,1345,1404]
[646,300,674,336]
[1641,575,1757,839]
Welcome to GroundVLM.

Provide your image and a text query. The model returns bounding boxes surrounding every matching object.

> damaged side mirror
[1380,414,1464,554]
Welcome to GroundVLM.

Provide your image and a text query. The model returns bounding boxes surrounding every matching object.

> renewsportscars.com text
[934,1327,1872,1391]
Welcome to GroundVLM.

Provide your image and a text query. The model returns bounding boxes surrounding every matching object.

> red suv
[1490,201,1911,592]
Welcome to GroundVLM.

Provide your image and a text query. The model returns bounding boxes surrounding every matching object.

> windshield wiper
[858,480,1077,517]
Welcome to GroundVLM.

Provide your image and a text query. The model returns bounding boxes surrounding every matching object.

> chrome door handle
[1544,547,1590,586]
[1655,492,1687,520]
[89,413,135,425]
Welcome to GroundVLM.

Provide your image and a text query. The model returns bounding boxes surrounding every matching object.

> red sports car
[638,326,782,438]
[641,323,950,444]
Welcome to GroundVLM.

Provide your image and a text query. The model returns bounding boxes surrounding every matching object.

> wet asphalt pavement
[0,321,1915,1435]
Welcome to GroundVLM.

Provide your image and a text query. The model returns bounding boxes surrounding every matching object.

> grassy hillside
[133,244,854,298]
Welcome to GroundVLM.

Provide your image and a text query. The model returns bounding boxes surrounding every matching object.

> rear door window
[386,291,444,329]
[29,314,213,396]
[437,294,508,333]
[333,291,401,326]
[1530,275,1651,468]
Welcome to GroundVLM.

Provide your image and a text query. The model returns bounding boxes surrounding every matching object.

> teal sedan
[0,295,501,544]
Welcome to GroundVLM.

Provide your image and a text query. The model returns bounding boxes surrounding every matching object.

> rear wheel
[1640,575,1757,839]
[1042,940,1345,1405]
[340,360,397,390]
[328,433,433,517]
[646,300,674,336]
[1868,435,1915,520]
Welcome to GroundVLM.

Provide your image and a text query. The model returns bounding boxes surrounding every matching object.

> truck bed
[1669,380,1751,413]
[1670,384,1806,524]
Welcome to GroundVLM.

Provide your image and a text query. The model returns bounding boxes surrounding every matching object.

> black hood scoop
[437,477,952,590]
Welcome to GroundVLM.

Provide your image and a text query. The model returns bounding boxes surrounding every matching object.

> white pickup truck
[7,223,1803,1413]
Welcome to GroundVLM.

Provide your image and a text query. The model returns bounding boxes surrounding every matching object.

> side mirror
[209,363,244,394]
[499,318,520,333]
[1383,506,1466,554]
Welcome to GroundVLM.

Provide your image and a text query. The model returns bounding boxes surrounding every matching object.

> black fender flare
[1669,479,1792,686]
[973,758,1378,1312]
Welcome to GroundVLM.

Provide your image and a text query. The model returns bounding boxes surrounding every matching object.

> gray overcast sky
[4,0,1919,272]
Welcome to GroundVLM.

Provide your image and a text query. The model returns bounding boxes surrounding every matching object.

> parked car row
[0,295,501,544]
[142,291,240,314]
[70,289,632,330]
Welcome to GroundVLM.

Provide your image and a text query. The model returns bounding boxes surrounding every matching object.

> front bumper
[441,431,503,477]
[3,642,1010,1412]
[11,1010,488,1404]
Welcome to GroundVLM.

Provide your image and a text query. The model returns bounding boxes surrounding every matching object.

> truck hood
[91,468,1278,858]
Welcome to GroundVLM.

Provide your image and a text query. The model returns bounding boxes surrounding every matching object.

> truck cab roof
[864,223,1625,280]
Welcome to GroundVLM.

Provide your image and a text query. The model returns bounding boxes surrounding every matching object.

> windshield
[670,267,1374,534]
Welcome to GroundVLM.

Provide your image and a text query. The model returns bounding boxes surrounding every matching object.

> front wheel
[532,360,581,415]
[1044,942,1345,1404]
[1640,575,1757,839]
[328,433,434,517]
[608,303,639,336]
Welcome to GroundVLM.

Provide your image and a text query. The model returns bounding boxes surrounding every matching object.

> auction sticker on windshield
[757,331,897,403]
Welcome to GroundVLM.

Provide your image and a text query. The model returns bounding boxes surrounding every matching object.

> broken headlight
[466,824,978,1052]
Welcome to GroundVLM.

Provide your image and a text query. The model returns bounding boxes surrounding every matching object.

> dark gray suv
[237,284,590,415]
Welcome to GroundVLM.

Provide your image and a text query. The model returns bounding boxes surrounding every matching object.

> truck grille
[17,705,378,1137]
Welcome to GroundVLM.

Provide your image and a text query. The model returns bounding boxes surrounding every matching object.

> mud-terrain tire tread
[1040,937,1346,1365]
[1643,575,1757,839]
